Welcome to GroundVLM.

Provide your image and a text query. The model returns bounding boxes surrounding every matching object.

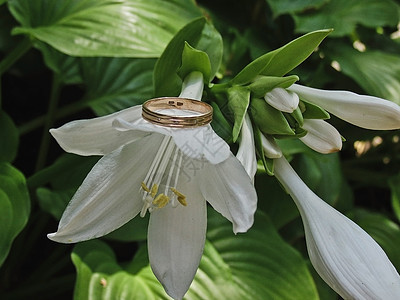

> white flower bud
[300,119,342,154]
[264,87,299,113]
[288,84,400,130]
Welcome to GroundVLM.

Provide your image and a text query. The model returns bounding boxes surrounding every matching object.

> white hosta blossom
[300,119,342,154]
[47,72,257,300]
[288,84,400,130]
[264,87,299,113]
[261,134,282,159]
[274,156,400,300]
[236,113,257,180]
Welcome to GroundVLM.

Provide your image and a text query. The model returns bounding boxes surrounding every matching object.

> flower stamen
[171,188,187,206]
[152,193,170,208]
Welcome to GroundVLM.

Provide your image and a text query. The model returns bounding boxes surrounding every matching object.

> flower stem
[35,73,62,171]
[0,38,31,76]
[179,71,204,100]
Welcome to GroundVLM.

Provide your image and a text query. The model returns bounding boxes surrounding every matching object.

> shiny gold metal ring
[142,97,213,128]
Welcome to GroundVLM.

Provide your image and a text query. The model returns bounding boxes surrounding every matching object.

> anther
[153,194,170,208]
[171,188,187,206]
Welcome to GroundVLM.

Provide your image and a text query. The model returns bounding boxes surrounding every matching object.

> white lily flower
[274,156,400,300]
[261,134,282,158]
[236,113,257,181]
[288,84,400,130]
[300,119,342,154]
[264,87,299,113]
[48,72,257,300]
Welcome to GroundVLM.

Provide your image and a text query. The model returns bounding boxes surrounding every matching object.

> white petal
[264,87,299,113]
[261,134,282,158]
[236,113,258,180]
[300,119,342,154]
[148,181,206,300]
[288,84,400,130]
[50,105,145,156]
[274,157,400,300]
[200,153,257,233]
[47,134,164,243]
[179,71,204,100]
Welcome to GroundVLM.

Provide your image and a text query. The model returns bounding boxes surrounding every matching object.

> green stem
[19,99,88,136]
[35,74,62,171]
[0,38,32,76]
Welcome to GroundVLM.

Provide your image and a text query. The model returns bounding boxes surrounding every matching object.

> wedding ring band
[142,97,213,128]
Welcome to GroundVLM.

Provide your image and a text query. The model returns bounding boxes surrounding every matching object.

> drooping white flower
[48,72,257,300]
[288,84,400,130]
[300,119,342,154]
[236,113,257,180]
[274,156,400,300]
[264,87,299,113]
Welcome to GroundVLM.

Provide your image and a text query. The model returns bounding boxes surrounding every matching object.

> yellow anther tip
[153,193,170,208]
[178,196,187,206]
[141,182,150,193]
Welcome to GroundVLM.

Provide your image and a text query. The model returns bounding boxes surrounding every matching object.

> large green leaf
[202,209,319,300]
[71,209,319,299]
[294,0,399,37]
[0,163,30,266]
[389,173,400,222]
[72,240,169,300]
[265,0,328,17]
[9,0,202,57]
[354,209,400,271]
[80,57,156,116]
[34,41,82,84]
[327,44,400,104]
[153,17,222,97]
[0,110,19,162]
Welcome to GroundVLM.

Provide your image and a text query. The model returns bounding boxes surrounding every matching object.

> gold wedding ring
[142,97,213,128]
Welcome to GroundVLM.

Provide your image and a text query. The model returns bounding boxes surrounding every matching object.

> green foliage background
[0,0,399,299]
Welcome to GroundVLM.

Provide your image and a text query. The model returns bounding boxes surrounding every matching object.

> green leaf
[0,110,19,162]
[104,215,149,242]
[36,187,74,220]
[265,0,329,17]
[327,44,400,104]
[232,29,331,85]
[255,173,299,228]
[389,173,400,222]
[34,41,82,84]
[294,0,399,37]
[72,240,169,300]
[261,29,332,77]
[154,17,222,96]
[250,98,294,135]
[210,102,233,144]
[253,125,273,175]
[28,153,98,190]
[354,209,400,271]
[248,75,299,98]
[0,163,30,266]
[226,86,250,142]
[177,42,211,83]
[201,209,319,300]
[81,57,156,116]
[291,106,304,127]
[300,100,330,120]
[9,0,201,57]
